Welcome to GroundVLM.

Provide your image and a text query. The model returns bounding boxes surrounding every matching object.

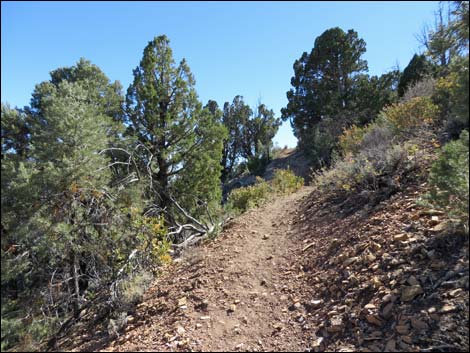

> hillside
[51,173,468,352]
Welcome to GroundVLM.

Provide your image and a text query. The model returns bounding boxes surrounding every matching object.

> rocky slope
[52,174,468,352]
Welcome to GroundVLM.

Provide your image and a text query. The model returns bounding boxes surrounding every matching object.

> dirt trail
[96,186,315,352]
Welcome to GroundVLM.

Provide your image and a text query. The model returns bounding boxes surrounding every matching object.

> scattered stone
[312,336,325,350]
[430,216,440,225]
[394,233,408,242]
[401,335,413,344]
[410,317,428,331]
[327,315,344,333]
[235,343,244,349]
[449,288,463,297]
[364,303,376,310]
[177,297,187,307]
[344,257,358,266]
[200,316,211,320]
[401,285,423,302]
[440,304,457,313]
[176,326,185,335]
[395,324,409,335]
[382,302,394,319]
[385,339,396,351]
[366,314,383,326]
[407,275,419,286]
[430,222,448,232]
[262,234,270,240]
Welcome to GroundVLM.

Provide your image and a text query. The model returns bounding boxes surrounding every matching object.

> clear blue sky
[2,1,439,148]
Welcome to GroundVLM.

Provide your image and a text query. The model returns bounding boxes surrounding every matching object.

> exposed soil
[55,176,468,352]
[69,187,316,352]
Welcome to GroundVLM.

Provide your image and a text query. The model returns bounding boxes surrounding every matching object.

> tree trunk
[71,250,81,319]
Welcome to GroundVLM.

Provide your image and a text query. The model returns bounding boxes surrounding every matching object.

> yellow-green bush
[118,270,153,306]
[338,124,369,155]
[227,170,304,213]
[421,130,469,232]
[271,169,304,194]
[227,177,271,213]
[381,96,439,131]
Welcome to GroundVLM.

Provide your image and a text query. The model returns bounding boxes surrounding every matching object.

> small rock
[366,314,383,326]
[394,233,408,242]
[382,302,394,319]
[235,343,244,349]
[440,304,457,313]
[407,275,419,286]
[449,288,463,297]
[401,335,413,344]
[200,316,211,320]
[228,304,236,313]
[410,317,428,331]
[344,257,358,266]
[385,339,396,351]
[364,253,377,263]
[310,299,323,309]
[430,222,448,232]
[327,315,343,333]
[262,234,270,240]
[195,323,203,329]
[395,324,409,335]
[401,285,423,302]
[312,336,324,349]
[430,216,440,225]
[176,326,185,335]
[382,294,396,303]
[177,297,187,307]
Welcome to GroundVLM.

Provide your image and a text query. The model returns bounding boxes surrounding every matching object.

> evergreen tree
[125,35,226,217]
[397,54,435,97]
[281,27,368,144]
[220,96,252,182]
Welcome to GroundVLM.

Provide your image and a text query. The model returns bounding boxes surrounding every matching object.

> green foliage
[282,27,368,144]
[381,96,440,132]
[219,97,280,182]
[117,271,153,307]
[433,56,469,138]
[299,119,337,168]
[227,177,271,213]
[398,54,436,97]
[271,169,304,195]
[247,154,270,176]
[313,143,413,198]
[338,124,369,155]
[227,170,304,213]
[125,35,226,215]
[423,130,469,231]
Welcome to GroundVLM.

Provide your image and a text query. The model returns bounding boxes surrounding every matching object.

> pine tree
[125,35,226,220]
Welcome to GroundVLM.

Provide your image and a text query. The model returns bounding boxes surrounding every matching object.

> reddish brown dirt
[75,187,315,352]
[57,181,468,352]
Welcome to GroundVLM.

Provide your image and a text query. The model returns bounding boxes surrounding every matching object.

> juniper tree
[125,35,226,221]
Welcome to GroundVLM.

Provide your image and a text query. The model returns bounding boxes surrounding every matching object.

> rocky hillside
[296,180,469,351]
[49,171,469,352]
